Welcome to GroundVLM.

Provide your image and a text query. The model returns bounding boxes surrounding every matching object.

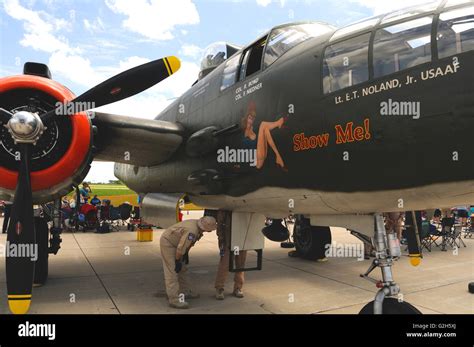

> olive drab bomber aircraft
[0,0,473,314]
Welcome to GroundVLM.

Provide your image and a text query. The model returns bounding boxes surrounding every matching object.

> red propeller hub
[0,75,92,194]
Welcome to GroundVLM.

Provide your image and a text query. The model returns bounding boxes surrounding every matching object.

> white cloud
[48,52,99,86]
[94,92,171,119]
[179,44,203,59]
[105,0,200,40]
[349,0,434,15]
[155,60,199,96]
[117,56,151,71]
[48,53,161,92]
[83,17,105,33]
[256,0,272,7]
[3,0,74,53]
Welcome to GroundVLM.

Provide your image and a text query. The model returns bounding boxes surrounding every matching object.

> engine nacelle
[0,75,93,203]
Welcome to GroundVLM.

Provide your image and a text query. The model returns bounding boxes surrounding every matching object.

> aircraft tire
[359,298,422,314]
[280,241,294,248]
[294,224,331,260]
[468,282,474,294]
[33,217,49,287]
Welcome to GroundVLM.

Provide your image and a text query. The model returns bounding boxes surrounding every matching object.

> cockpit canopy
[198,23,334,82]
[199,42,242,80]
[264,22,335,67]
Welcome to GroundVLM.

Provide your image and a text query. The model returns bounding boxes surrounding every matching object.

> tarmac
[0,219,473,314]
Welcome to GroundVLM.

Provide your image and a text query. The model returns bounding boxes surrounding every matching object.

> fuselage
[116,1,474,216]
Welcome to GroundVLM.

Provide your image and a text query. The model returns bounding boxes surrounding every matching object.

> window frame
[240,36,268,80]
[372,15,435,80]
[219,34,269,93]
[436,4,474,59]
[238,49,252,82]
[219,52,243,92]
[322,32,372,95]
[319,0,473,96]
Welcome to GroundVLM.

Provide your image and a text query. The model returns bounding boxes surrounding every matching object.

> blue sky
[0,0,428,182]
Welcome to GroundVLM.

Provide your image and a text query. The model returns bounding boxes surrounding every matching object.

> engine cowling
[140,193,184,228]
[0,75,93,202]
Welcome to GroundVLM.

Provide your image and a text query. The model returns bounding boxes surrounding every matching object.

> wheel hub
[6,111,45,144]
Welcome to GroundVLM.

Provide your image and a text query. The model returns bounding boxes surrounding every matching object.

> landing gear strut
[48,199,63,255]
[35,199,63,287]
[359,213,421,314]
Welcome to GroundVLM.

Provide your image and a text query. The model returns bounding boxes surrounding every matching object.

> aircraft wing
[91,112,184,167]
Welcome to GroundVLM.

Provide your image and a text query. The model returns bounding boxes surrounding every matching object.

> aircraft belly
[189,179,474,217]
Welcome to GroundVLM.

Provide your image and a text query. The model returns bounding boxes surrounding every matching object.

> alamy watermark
[380,98,420,119]
[0,242,38,261]
[18,321,55,341]
[55,101,96,116]
[217,146,257,166]
[325,241,365,261]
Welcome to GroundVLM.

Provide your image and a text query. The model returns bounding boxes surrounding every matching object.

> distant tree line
[81,180,123,185]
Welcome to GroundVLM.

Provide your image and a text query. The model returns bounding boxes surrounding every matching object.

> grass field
[87,184,136,196]
[66,184,138,206]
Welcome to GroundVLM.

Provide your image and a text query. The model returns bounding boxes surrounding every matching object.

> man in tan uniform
[160,216,217,309]
[214,210,247,300]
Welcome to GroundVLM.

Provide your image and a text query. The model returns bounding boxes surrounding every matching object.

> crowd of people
[385,207,472,241]
[57,183,135,232]
[381,207,472,256]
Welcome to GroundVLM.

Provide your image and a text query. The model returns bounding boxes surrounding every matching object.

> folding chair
[437,217,455,251]
[420,221,436,252]
[464,217,474,239]
[447,225,467,249]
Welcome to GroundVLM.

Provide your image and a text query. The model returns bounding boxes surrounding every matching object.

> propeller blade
[0,107,13,124]
[6,144,36,314]
[41,56,180,122]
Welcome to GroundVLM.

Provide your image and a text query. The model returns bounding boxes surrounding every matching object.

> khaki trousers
[160,237,190,304]
[215,248,247,291]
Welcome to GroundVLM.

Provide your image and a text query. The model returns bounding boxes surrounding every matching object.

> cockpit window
[380,2,440,25]
[373,16,433,78]
[323,33,371,94]
[221,53,242,91]
[330,17,380,42]
[241,37,267,79]
[437,5,474,58]
[264,23,333,68]
[200,42,241,80]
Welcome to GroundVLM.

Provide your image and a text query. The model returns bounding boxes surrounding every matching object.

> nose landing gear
[359,214,421,314]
